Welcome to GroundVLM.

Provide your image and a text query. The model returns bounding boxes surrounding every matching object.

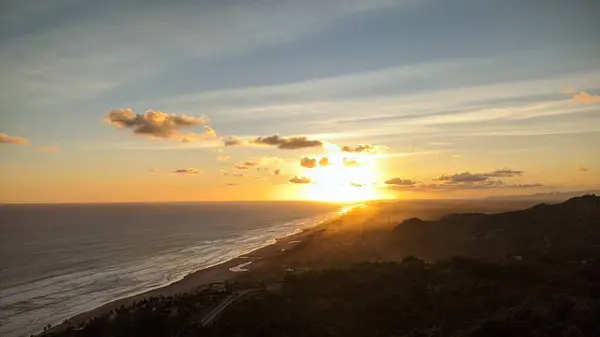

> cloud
[343,158,360,167]
[220,169,229,176]
[223,136,245,147]
[0,133,29,145]
[149,168,160,173]
[181,127,217,142]
[340,144,386,153]
[289,176,312,184]
[173,168,203,174]
[435,169,523,183]
[36,145,60,153]
[105,109,214,141]
[217,155,231,162]
[300,157,317,168]
[572,91,600,103]
[574,166,589,172]
[233,161,259,170]
[482,169,523,177]
[273,169,282,175]
[385,178,417,186]
[319,157,330,166]
[252,134,322,149]
[350,182,364,187]
[387,168,541,192]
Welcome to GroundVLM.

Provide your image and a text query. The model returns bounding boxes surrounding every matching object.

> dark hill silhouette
[393,194,600,260]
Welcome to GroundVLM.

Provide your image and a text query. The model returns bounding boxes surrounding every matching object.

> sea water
[0,201,344,337]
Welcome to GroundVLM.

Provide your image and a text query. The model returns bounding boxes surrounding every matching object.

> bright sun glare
[296,146,385,202]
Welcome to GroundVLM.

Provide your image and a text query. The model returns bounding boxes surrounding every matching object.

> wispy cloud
[233,161,259,170]
[0,133,29,145]
[173,168,203,174]
[217,155,232,162]
[574,166,589,172]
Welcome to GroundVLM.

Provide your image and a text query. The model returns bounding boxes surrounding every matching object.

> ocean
[0,201,344,337]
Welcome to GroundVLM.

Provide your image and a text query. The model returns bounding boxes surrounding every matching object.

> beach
[40,205,365,335]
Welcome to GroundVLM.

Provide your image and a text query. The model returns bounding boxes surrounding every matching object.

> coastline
[40,205,355,335]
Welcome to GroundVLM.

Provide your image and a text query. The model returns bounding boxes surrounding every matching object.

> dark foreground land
[43,195,600,337]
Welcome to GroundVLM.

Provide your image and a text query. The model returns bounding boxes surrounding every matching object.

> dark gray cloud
[289,176,311,184]
[173,168,203,174]
[105,109,213,142]
[0,133,29,145]
[319,157,330,166]
[252,134,322,149]
[300,157,317,168]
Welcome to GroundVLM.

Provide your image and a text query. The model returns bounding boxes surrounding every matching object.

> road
[200,290,251,326]
[200,283,282,326]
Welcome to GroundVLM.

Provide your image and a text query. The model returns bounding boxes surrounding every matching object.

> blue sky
[1,0,599,202]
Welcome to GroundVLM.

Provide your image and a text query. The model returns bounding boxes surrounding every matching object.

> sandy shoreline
[40,210,345,335]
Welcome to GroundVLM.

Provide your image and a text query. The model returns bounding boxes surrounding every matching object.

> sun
[296,151,385,202]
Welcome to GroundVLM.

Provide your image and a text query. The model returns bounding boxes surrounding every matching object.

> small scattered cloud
[300,157,317,168]
[220,169,230,176]
[319,157,330,166]
[341,144,387,153]
[385,178,417,186]
[289,176,312,184]
[36,146,60,153]
[173,168,203,174]
[273,169,282,175]
[223,136,245,147]
[574,166,589,172]
[149,169,160,173]
[343,158,360,167]
[252,134,323,150]
[105,109,213,141]
[451,154,461,158]
[217,155,231,162]
[233,161,259,170]
[226,183,239,186]
[0,133,29,145]
[572,91,600,103]
[350,182,364,187]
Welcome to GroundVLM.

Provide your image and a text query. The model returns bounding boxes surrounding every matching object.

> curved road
[200,290,251,326]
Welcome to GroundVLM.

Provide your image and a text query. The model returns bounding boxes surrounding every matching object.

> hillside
[393,195,600,260]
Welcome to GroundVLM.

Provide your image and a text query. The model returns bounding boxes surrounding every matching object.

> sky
[1,0,599,203]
